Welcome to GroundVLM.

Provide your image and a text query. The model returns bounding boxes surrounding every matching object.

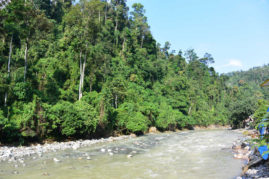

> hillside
[226,64,269,99]
[0,0,265,144]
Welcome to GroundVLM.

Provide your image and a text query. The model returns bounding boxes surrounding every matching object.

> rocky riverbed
[0,135,133,163]
[233,129,269,179]
[0,130,245,179]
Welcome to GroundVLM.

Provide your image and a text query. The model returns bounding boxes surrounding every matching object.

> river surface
[0,130,244,179]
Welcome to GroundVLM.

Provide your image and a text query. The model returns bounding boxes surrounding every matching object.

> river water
[0,130,244,179]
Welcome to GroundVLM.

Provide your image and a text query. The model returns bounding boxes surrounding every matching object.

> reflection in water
[0,130,244,179]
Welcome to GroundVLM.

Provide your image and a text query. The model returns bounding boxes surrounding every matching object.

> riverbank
[233,129,269,179]
[0,125,232,163]
[0,126,232,164]
[0,129,245,179]
[0,135,134,163]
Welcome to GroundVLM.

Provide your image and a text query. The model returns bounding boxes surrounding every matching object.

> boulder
[149,127,158,133]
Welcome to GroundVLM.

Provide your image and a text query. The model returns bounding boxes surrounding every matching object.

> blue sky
[126,0,269,73]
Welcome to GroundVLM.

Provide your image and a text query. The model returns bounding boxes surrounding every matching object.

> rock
[86,156,91,160]
[72,143,80,150]
[100,148,106,152]
[246,169,258,175]
[42,172,50,176]
[241,142,248,148]
[127,154,133,158]
[130,133,136,138]
[18,159,24,164]
[12,170,19,175]
[232,145,241,150]
[109,152,113,156]
[53,158,60,163]
[149,127,158,133]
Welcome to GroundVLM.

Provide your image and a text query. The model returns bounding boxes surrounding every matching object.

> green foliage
[253,99,269,123]
[156,102,179,131]
[0,0,260,144]
[45,101,98,137]
[116,102,149,133]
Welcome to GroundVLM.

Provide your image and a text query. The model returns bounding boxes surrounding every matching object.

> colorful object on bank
[258,119,267,138]
[257,79,269,160]
[261,79,269,87]
[258,145,269,160]
[258,118,269,160]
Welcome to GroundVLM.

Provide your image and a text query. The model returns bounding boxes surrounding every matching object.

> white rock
[127,155,133,158]
[72,145,79,150]
[53,158,60,163]
[100,148,106,152]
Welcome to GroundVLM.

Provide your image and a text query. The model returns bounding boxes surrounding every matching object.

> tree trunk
[8,35,13,77]
[4,93,7,107]
[120,37,126,59]
[78,50,83,100]
[105,0,108,23]
[114,20,119,47]
[115,94,118,109]
[140,35,144,48]
[188,106,192,115]
[89,76,93,92]
[79,45,87,101]
[122,37,126,52]
[99,10,101,23]
[4,35,13,106]
[24,40,28,82]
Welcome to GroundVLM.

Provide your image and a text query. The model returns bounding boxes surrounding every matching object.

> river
[0,130,244,179]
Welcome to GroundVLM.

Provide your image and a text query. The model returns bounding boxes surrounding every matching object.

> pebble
[53,158,61,163]
[12,170,19,175]
[42,172,50,176]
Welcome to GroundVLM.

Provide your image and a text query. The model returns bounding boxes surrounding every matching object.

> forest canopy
[0,0,268,144]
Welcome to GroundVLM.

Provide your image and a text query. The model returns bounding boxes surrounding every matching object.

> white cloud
[214,59,243,72]
[225,59,243,67]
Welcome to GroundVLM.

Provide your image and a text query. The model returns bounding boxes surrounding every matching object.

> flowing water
[0,130,244,179]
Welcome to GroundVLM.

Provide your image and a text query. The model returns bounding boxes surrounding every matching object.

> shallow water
[0,130,244,179]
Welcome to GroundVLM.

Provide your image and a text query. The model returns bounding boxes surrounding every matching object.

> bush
[116,102,149,133]
[45,100,98,137]
[156,103,177,131]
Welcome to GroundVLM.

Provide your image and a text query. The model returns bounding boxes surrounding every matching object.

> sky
[126,0,269,73]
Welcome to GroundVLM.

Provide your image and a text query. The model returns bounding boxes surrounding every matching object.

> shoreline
[0,135,133,163]
[233,129,269,179]
[0,126,232,163]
